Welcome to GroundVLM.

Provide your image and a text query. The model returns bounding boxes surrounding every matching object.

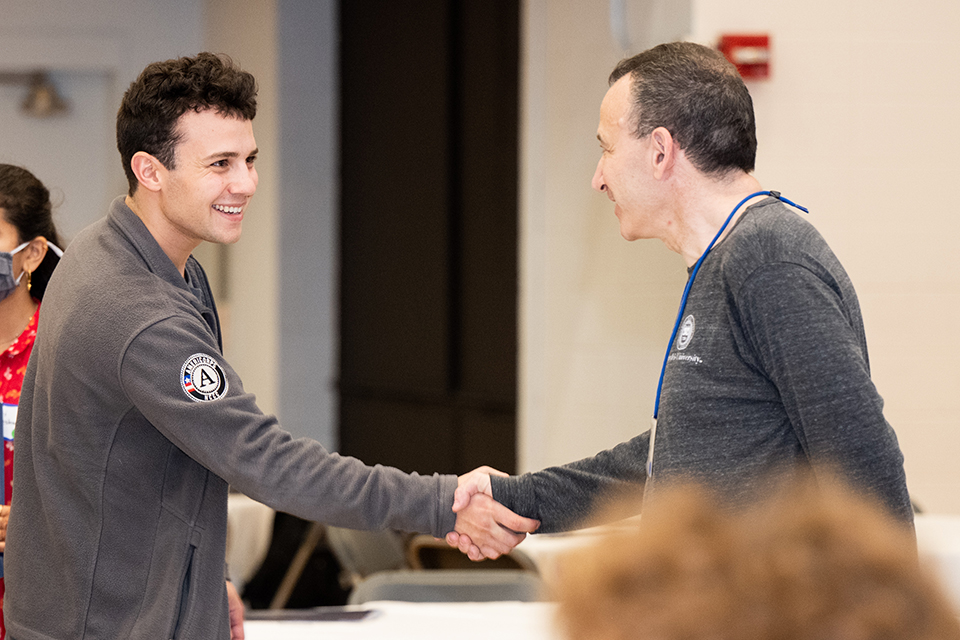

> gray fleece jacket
[5,197,458,640]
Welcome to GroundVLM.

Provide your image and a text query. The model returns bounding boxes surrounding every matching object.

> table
[226,498,960,615]
[521,515,960,599]
[915,513,960,609]
[243,601,560,640]
[226,493,275,591]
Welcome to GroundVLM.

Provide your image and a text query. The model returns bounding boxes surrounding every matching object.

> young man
[4,53,536,640]
[450,41,911,558]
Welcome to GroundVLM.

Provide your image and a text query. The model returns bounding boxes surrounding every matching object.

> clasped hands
[449,466,539,561]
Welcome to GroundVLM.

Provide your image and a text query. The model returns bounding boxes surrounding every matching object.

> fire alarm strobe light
[718,34,770,79]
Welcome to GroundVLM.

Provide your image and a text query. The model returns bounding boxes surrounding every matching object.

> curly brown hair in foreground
[553,477,960,640]
[116,52,258,196]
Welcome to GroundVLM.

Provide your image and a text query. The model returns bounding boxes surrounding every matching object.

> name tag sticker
[2,403,16,441]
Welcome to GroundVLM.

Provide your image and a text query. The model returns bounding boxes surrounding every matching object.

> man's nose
[591,160,605,193]
[232,166,258,196]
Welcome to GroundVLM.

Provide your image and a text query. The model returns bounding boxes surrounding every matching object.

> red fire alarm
[718,34,770,79]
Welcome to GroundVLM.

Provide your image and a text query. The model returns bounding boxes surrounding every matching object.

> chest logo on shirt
[181,353,228,402]
[676,314,696,351]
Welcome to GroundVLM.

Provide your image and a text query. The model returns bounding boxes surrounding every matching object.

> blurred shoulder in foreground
[554,475,960,640]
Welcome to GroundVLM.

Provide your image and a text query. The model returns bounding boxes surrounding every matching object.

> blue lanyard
[646,190,808,476]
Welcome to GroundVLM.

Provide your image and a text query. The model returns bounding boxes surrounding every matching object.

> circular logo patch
[676,314,696,351]
[181,353,228,402]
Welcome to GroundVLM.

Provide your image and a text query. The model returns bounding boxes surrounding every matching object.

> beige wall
[0,0,204,238]
[520,0,960,513]
[519,0,689,476]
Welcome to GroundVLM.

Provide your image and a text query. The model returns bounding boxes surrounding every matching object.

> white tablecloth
[915,513,960,609]
[227,497,960,620]
[244,601,559,640]
[226,493,275,592]
[519,520,637,585]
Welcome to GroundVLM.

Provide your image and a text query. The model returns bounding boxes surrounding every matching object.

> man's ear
[129,152,164,193]
[650,126,676,179]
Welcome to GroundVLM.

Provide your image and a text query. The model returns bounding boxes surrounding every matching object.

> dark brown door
[338,0,520,475]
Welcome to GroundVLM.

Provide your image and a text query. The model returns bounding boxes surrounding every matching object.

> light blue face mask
[0,241,63,302]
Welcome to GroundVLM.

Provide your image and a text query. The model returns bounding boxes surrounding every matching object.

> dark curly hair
[116,52,258,195]
[0,164,63,301]
[609,42,757,176]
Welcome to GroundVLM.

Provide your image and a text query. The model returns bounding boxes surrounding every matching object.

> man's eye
[212,159,229,168]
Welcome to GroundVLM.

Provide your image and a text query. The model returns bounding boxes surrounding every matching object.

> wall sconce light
[0,70,69,118]
[22,72,69,117]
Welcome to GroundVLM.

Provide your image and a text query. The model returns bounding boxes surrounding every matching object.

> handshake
[445,466,540,561]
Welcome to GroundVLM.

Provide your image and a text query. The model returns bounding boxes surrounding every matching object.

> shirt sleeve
[491,432,649,533]
[736,261,913,523]
[118,314,458,537]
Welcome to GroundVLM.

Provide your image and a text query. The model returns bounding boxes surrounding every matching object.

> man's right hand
[448,466,539,560]
[452,465,501,511]
[451,493,539,561]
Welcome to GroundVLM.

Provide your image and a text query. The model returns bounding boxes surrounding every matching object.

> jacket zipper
[168,543,196,639]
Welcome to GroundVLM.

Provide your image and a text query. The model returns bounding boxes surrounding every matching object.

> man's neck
[671,172,764,267]
[125,194,195,277]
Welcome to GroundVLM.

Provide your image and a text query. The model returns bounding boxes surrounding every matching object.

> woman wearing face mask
[0,164,62,639]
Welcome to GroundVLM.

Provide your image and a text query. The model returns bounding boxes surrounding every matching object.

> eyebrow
[204,147,259,162]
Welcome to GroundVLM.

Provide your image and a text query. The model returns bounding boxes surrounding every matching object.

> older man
[451,41,911,558]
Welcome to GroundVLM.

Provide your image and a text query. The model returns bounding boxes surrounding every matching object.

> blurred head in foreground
[554,476,959,640]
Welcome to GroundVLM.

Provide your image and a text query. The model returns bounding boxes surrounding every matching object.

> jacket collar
[106,196,193,293]
[106,196,221,347]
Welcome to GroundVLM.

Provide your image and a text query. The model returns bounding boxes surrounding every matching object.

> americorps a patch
[181,353,228,402]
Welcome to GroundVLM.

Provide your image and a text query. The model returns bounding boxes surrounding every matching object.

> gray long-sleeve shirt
[6,197,458,640]
[493,197,912,532]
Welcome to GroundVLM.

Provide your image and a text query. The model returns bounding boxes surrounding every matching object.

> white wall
[274,0,340,449]
[520,0,960,514]
[519,0,691,474]
[0,0,339,447]
[690,0,960,513]
[0,0,204,240]
[0,70,113,243]
[0,0,289,423]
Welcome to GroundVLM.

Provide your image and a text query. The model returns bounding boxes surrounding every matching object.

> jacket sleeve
[491,432,649,534]
[118,314,458,537]
[736,262,913,523]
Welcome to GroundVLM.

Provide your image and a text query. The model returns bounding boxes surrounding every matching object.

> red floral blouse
[1,306,39,507]
[0,305,39,637]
